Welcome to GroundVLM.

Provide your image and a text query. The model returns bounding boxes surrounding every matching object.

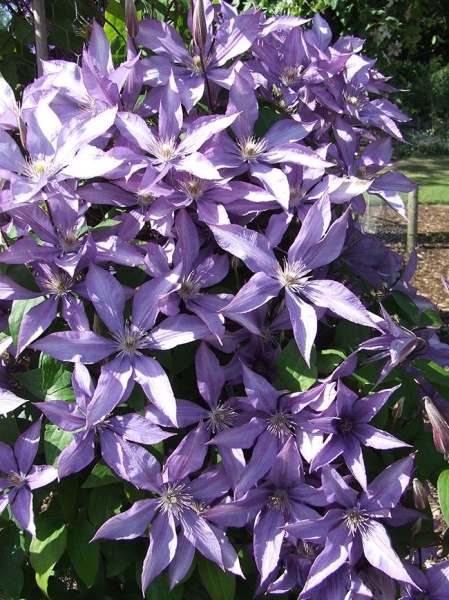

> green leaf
[67,519,100,588]
[8,296,46,350]
[44,424,74,468]
[275,340,317,391]
[438,469,449,525]
[39,353,70,393]
[413,359,449,393]
[414,430,448,479]
[29,516,67,597]
[316,349,346,375]
[101,539,143,578]
[82,461,120,488]
[145,570,184,600]
[391,291,420,326]
[197,555,235,600]
[104,0,127,63]
[13,369,45,401]
[88,485,125,528]
[420,308,443,327]
[0,525,25,598]
[0,415,20,445]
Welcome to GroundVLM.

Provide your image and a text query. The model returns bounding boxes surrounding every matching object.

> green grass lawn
[395,155,449,204]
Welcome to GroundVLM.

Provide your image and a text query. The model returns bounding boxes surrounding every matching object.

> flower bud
[192,0,207,50]
[392,396,404,421]
[411,517,422,536]
[424,396,449,455]
[412,478,428,510]
[125,0,139,39]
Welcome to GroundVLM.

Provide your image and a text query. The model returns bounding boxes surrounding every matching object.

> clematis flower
[0,420,57,536]
[93,436,242,592]
[205,437,325,584]
[137,4,260,110]
[115,72,237,182]
[32,264,210,425]
[358,306,449,382]
[0,103,119,205]
[212,195,377,363]
[309,380,409,490]
[36,363,172,480]
[400,561,449,599]
[284,456,418,597]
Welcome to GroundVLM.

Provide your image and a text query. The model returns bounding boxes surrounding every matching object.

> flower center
[267,409,295,439]
[280,65,303,87]
[338,418,353,432]
[188,54,208,74]
[342,90,367,110]
[152,136,178,164]
[179,272,204,300]
[113,324,146,356]
[41,270,74,296]
[269,489,290,512]
[137,193,156,207]
[180,177,208,200]
[237,136,268,162]
[22,157,54,181]
[58,229,80,253]
[6,471,25,487]
[157,483,192,518]
[207,404,238,433]
[289,185,307,207]
[275,259,309,292]
[344,506,368,534]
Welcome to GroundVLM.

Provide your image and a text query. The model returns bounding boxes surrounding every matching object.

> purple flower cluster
[1,1,449,597]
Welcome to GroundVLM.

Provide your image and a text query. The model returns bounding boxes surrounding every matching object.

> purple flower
[93,437,242,592]
[32,264,210,425]
[36,363,172,480]
[284,456,418,597]
[212,195,377,363]
[0,420,57,535]
[309,380,409,490]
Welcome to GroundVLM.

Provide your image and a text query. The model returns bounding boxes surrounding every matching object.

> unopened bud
[125,0,139,39]
[392,396,405,421]
[411,517,422,536]
[424,396,449,455]
[192,0,207,50]
[412,478,428,510]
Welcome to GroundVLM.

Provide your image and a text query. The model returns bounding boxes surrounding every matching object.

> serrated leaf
[82,461,120,488]
[8,296,45,350]
[275,340,317,391]
[197,555,235,600]
[44,424,74,468]
[29,516,67,596]
[438,469,449,525]
[67,519,100,588]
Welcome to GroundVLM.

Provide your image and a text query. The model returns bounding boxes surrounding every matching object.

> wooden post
[32,0,48,77]
[407,187,418,253]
